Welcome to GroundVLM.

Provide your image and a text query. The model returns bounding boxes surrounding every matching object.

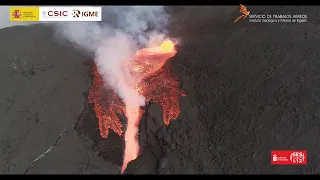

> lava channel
[88,40,186,173]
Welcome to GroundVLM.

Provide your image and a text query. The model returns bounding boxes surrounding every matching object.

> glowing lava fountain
[88,40,186,173]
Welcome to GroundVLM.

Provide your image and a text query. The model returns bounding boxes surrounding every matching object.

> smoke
[54,6,171,172]
[54,6,170,108]
[0,6,171,171]
[0,6,171,102]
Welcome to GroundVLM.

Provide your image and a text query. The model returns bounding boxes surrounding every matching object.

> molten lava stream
[88,40,186,174]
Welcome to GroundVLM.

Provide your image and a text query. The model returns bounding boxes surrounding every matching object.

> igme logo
[72,9,99,18]
[72,10,80,18]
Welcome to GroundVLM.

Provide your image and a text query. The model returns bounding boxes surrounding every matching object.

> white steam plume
[54,6,170,108]
[0,6,171,172]
[54,6,171,173]
[0,4,170,128]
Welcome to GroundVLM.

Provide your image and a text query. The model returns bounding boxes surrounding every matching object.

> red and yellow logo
[12,9,22,19]
[10,7,39,21]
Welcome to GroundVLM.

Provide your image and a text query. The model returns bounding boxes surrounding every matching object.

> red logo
[47,11,68,17]
[271,150,307,165]
[12,10,22,19]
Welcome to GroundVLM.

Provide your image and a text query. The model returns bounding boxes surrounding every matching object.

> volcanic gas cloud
[88,40,186,173]
[53,6,182,174]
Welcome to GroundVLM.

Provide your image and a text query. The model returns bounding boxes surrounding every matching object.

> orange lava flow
[88,40,186,173]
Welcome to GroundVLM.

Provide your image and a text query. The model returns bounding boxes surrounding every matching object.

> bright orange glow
[88,39,186,174]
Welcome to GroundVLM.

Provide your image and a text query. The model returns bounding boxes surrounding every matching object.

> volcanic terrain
[1,6,320,174]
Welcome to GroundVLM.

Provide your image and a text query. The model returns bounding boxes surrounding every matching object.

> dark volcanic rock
[125,148,158,174]
[0,24,118,174]
[2,6,320,174]
[74,90,124,168]
[166,6,320,174]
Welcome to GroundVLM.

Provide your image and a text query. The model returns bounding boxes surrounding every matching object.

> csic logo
[42,10,68,17]
[72,9,99,18]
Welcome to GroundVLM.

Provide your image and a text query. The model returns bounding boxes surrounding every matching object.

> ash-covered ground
[1,6,320,174]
